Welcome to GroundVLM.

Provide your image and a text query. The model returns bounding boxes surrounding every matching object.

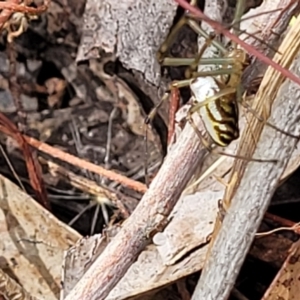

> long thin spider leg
[168,87,180,144]
[144,92,171,187]
[185,31,217,79]
[157,0,199,63]
[241,97,300,139]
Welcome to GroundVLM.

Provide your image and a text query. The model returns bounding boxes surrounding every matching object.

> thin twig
[0,0,21,31]
[104,107,118,168]
[0,113,50,209]
[0,1,49,14]
[0,144,25,191]
[0,128,147,193]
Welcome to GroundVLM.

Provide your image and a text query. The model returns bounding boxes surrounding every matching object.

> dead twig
[0,1,49,14]
[0,127,147,193]
[64,116,207,299]
[0,0,51,42]
[264,212,297,229]
[0,0,21,31]
[0,113,49,209]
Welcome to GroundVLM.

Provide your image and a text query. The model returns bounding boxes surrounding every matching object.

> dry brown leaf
[0,175,80,299]
[262,239,300,300]
[153,191,221,266]
[61,234,106,299]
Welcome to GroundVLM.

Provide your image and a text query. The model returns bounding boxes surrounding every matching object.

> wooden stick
[64,120,206,299]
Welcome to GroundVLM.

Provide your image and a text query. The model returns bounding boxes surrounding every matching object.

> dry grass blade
[192,16,300,300]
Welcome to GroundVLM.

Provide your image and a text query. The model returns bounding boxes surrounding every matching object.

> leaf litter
[0,0,300,299]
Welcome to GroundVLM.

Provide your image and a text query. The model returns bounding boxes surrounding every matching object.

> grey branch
[192,6,300,300]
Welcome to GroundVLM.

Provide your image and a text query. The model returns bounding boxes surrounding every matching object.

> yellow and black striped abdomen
[199,96,239,147]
